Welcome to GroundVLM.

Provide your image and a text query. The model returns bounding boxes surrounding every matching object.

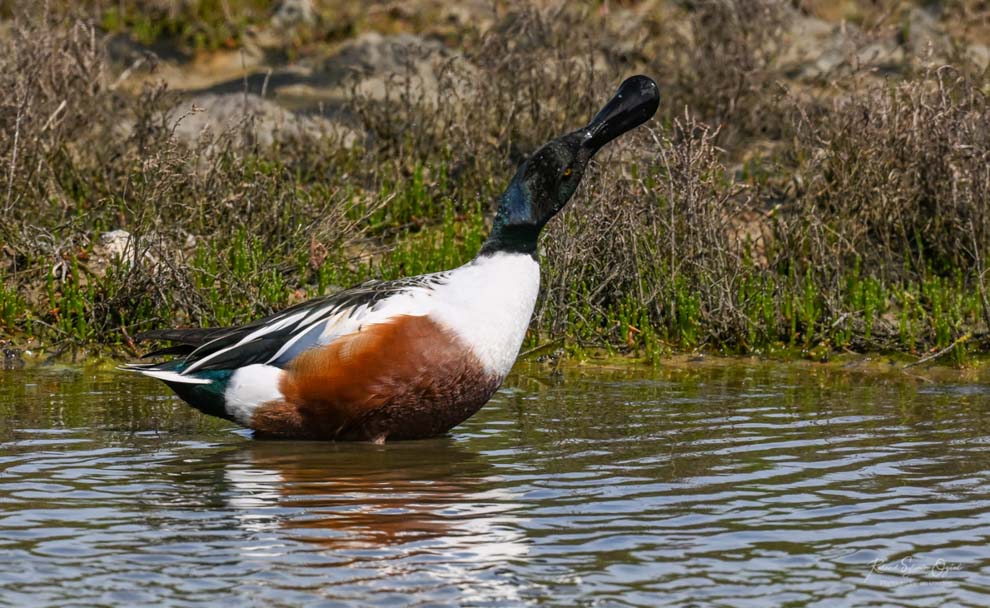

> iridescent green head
[481,75,660,257]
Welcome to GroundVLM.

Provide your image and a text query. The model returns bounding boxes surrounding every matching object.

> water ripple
[1,365,990,606]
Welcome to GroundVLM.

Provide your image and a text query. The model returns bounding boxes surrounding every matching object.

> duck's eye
[562,167,573,177]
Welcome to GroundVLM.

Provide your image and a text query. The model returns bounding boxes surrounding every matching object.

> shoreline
[6,343,990,386]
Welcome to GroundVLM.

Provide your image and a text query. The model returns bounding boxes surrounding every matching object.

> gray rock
[148,33,471,149]
[901,6,949,59]
[89,229,145,277]
[854,38,905,73]
[312,32,468,104]
[781,6,954,81]
[967,44,990,71]
[778,15,839,78]
[781,18,905,80]
[169,92,360,148]
[1,345,25,371]
[272,0,317,29]
[98,230,136,262]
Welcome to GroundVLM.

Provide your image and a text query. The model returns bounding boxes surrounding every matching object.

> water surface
[1,361,989,606]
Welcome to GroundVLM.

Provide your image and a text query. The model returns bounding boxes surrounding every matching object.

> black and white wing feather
[138,273,449,374]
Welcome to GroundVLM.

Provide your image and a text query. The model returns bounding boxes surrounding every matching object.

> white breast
[429,252,541,378]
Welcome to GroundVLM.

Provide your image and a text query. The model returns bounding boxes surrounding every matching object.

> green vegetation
[99,1,263,50]
[2,1,990,366]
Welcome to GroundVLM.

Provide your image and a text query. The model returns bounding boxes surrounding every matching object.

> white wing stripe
[183,310,309,374]
[300,303,336,326]
[136,369,213,384]
[265,314,340,364]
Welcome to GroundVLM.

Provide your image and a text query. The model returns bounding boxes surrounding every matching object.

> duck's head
[480,75,660,257]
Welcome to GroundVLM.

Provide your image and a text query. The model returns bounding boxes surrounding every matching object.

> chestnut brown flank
[250,315,500,441]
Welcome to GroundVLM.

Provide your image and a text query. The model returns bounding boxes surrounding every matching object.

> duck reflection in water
[219,439,526,555]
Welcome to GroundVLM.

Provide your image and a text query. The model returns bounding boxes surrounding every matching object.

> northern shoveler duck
[125,75,660,442]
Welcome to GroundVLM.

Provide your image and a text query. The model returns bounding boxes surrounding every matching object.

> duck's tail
[119,361,236,422]
[133,327,230,358]
[119,362,212,385]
